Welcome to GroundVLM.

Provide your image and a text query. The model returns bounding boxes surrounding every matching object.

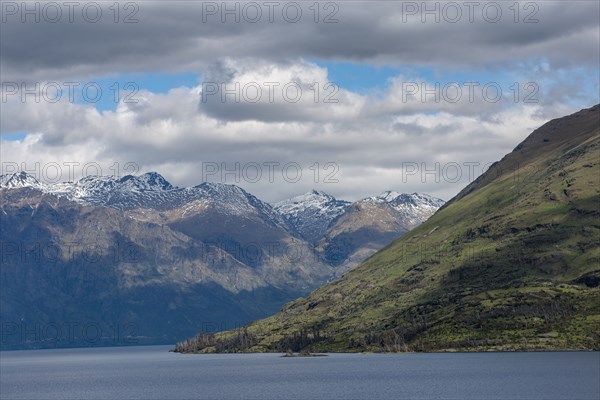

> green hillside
[176,105,600,353]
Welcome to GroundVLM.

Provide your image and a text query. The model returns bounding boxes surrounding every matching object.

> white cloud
[1,59,571,203]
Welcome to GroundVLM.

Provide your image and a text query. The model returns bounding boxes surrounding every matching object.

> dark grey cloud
[1,1,598,81]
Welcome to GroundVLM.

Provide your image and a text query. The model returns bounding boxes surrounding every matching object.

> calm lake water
[0,345,598,400]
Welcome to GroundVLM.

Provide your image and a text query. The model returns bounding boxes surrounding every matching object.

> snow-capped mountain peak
[368,191,444,207]
[274,190,350,216]
[190,181,284,223]
[117,172,174,192]
[0,171,44,190]
[361,191,445,228]
[274,190,351,243]
[373,190,402,202]
[277,190,337,208]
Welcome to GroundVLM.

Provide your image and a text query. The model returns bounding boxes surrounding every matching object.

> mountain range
[175,104,600,353]
[0,171,443,349]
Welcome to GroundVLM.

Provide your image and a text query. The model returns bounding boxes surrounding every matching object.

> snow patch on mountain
[0,171,45,190]
[274,190,351,242]
[0,172,284,225]
[363,191,445,228]
[1,172,444,236]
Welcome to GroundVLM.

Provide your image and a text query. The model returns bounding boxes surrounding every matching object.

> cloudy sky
[1,0,599,202]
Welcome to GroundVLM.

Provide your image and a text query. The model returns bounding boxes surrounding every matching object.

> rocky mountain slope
[0,182,329,349]
[0,172,442,349]
[176,104,600,353]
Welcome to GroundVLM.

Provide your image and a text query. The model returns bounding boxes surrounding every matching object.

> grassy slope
[177,105,600,352]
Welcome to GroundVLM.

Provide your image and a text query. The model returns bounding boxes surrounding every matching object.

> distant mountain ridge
[2,171,444,273]
[0,170,443,349]
[1,172,279,218]
[1,171,444,241]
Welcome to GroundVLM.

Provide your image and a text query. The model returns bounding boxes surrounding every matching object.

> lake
[0,346,598,399]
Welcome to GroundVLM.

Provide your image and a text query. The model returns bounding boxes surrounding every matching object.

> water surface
[1,346,598,399]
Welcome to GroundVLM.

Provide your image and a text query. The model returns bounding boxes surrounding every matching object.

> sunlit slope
[177,105,600,352]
